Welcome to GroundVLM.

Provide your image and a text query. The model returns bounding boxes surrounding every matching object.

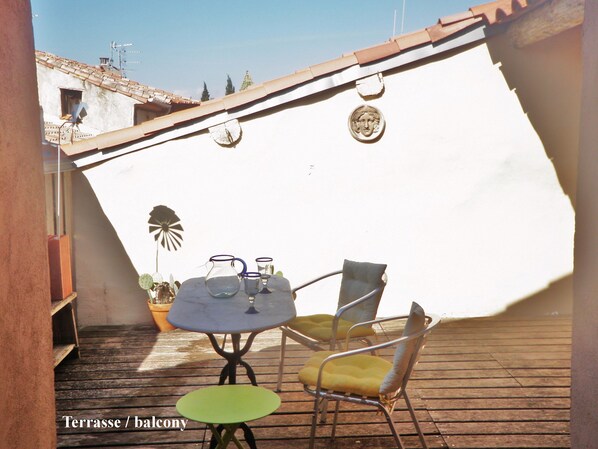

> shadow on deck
[54,315,571,448]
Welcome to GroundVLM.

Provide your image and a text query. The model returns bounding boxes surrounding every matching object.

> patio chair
[298,302,439,449]
[276,259,387,392]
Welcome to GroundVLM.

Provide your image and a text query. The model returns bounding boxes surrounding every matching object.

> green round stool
[176,385,281,449]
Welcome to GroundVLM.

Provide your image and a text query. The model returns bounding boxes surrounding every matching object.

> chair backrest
[337,259,387,324]
[379,302,437,396]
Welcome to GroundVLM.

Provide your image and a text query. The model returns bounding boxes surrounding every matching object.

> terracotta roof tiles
[440,10,476,25]
[392,29,431,51]
[43,122,94,145]
[354,40,401,65]
[222,84,268,110]
[309,54,358,78]
[427,16,485,42]
[35,50,199,106]
[470,0,532,24]
[64,0,551,159]
[263,69,314,95]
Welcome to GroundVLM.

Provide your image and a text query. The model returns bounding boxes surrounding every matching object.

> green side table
[176,385,281,449]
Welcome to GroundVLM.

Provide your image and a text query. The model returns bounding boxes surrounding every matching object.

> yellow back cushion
[337,260,387,324]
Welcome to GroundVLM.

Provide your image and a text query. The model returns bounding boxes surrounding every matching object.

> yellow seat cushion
[287,314,375,342]
[298,351,391,397]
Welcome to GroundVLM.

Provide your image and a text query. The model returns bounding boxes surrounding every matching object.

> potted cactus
[139,273,180,332]
[139,205,184,332]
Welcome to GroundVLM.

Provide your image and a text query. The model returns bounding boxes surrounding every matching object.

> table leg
[224,334,239,384]
[240,422,257,449]
[208,423,246,449]
[208,423,257,449]
[205,333,260,449]
[207,333,259,386]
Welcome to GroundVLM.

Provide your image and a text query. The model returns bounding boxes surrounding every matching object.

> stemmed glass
[243,272,261,314]
[256,257,274,294]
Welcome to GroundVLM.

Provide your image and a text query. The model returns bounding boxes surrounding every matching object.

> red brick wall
[0,1,57,447]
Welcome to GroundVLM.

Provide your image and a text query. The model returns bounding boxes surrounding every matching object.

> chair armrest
[291,270,343,300]
[344,314,407,350]
[314,313,440,393]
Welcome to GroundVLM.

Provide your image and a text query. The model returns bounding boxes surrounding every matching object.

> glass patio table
[167,275,296,385]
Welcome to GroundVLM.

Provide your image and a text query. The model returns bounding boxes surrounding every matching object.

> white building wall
[77,43,574,323]
[36,64,139,133]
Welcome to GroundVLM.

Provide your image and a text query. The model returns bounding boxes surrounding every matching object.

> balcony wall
[72,31,579,326]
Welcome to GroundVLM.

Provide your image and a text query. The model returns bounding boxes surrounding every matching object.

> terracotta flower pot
[147,301,176,332]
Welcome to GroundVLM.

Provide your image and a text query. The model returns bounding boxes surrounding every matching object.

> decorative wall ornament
[356,73,384,98]
[209,119,242,146]
[348,105,385,142]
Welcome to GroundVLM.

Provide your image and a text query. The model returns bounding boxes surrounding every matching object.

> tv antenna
[109,41,140,78]
[393,0,406,36]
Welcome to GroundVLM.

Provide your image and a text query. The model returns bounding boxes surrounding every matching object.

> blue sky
[31,0,476,99]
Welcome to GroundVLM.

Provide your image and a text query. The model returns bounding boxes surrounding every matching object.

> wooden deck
[55,315,571,448]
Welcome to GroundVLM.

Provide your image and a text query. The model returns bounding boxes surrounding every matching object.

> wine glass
[243,272,261,314]
[256,257,274,294]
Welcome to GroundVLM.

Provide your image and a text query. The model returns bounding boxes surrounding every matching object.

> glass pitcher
[205,254,247,298]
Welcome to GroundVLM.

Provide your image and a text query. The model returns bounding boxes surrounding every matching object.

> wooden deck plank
[429,409,569,421]
[443,434,570,448]
[436,422,569,435]
[417,387,570,399]
[55,315,572,449]
[421,397,570,410]
[56,375,535,392]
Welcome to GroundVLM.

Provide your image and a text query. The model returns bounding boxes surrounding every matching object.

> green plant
[139,273,181,304]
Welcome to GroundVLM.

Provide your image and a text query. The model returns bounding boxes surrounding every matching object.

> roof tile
[43,121,95,144]
[58,0,550,160]
[222,84,268,110]
[98,127,146,150]
[130,94,147,102]
[426,16,484,42]
[171,100,225,126]
[393,29,431,50]
[138,116,176,136]
[309,54,358,78]
[160,107,211,128]
[35,50,199,106]
[65,126,148,156]
[263,69,313,95]
[440,10,475,25]
[63,138,98,156]
[470,0,529,25]
[354,40,401,65]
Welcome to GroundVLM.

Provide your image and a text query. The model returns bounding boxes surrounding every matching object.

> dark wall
[571,1,598,446]
[0,1,57,447]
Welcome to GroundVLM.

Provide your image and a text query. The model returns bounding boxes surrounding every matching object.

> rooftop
[62,0,564,162]
[36,50,200,106]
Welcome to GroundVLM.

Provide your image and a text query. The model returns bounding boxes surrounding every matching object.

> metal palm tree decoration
[148,205,184,272]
